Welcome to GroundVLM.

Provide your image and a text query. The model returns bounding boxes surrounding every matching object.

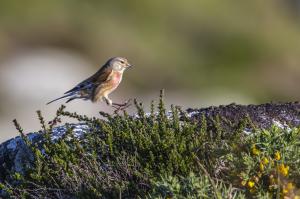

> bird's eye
[120,60,125,64]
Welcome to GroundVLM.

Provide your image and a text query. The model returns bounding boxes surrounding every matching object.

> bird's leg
[112,99,131,107]
[104,96,113,106]
[103,95,131,113]
[112,99,132,113]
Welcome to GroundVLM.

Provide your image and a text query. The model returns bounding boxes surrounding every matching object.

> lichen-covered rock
[0,124,90,182]
[187,102,300,133]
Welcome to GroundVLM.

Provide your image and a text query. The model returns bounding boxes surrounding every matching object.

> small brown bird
[47,57,132,107]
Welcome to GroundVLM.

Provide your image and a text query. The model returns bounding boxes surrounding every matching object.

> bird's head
[109,57,132,72]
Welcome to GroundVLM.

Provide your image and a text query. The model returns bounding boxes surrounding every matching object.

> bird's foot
[112,99,132,114]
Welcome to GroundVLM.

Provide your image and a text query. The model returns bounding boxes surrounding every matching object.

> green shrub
[1,91,299,198]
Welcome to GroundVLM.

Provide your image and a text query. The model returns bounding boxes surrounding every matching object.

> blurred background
[0,0,300,142]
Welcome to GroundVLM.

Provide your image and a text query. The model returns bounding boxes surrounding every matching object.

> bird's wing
[64,79,94,94]
[64,66,113,94]
[94,65,113,83]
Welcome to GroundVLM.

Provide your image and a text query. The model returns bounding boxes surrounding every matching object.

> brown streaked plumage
[47,57,132,106]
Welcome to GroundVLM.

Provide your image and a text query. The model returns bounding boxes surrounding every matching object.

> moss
[1,91,300,198]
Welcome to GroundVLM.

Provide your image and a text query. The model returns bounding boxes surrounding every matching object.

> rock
[0,124,90,182]
[187,102,300,133]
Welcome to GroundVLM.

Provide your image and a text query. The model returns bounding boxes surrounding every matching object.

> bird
[47,57,132,107]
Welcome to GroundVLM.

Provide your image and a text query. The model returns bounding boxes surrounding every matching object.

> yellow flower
[259,162,264,171]
[274,151,281,160]
[282,188,288,194]
[278,164,289,176]
[262,157,269,165]
[286,182,294,191]
[259,157,269,171]
[251,145,260,156]
[282,182,295,196]
[247,181,255,189]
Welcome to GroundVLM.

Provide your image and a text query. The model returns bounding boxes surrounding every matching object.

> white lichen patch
[187,111,199,118]
[243,128,252,135]
[272,119,292,132]
[51,123,90,141]
[3,124,90,152]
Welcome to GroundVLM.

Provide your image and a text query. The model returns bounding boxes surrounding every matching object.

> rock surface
[187,102,300,133]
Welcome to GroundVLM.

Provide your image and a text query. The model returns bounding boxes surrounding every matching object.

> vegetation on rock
[0,91,299,198]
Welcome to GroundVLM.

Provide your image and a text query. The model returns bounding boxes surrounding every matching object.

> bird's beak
[127,63,133,68]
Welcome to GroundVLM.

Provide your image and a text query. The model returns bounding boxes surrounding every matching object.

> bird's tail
[46,93,74,105]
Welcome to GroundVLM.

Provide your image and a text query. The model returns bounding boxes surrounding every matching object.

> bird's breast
[111,71,123,87]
